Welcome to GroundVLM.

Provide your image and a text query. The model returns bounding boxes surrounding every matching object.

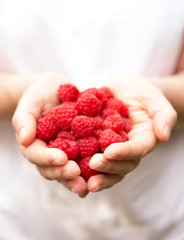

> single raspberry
[105,98,128,117]
[101,108,118,119]
[90,116,103,130]
[96,87,114,107]
[37,113,59,141]
[78,137,100,158]
[48,138,79,159]
[51,102,78,130]
[123,117,132,133]
[99,129,123,152]
[76,93,102,117]
[71,116,94,138]
[78,157,100,181]
[94,129,103,138]
[103,114,124,133]
[97,87,114,99]
[57,84,79,102]
[56,130,76,141]
[79,88,98,98]
[119,131,129,142]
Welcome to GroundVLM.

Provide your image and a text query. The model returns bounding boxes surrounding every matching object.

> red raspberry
[71,116,94,138]
[97,87,114,99]
[78,137,100,158]
[48,138,79,159]
[94,129,103,138]
[37,113,59,141]
[56,130,76,141]
[76,93,102,117]
[78,157,100,181]
[99,129,123,152]
[57,84,79,102]
[119,131,129,142]
[96,87,114,107]
[123,118,132,133]
[101,108,118,119]
[90,116,103,130]
[79,88,98,98]
[103,114,124,133]
[51,102,78,130]
[105,98,128,117]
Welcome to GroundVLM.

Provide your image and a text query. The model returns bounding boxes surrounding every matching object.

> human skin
[11,73,178,198]
[1,40,183,198]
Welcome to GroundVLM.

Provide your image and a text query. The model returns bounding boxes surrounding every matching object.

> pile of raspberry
[36,84,132,181]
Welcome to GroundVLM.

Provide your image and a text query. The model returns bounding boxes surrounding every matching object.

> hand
[87,75,177,193]
[12,72,88,197]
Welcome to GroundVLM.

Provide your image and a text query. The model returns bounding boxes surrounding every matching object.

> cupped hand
[12,72,88,197]
[87,75,177,193]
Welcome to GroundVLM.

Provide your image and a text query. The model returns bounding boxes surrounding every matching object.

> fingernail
[163,124,171,140]
[91,185,101,192]
[53,159,66,165]
[53,154,67,165]
[71,187,78,194]
[90,155,105,169]
[19,127,26,143]
[48,150,67,165]
[104,149,116,159]
[63,171,76,178]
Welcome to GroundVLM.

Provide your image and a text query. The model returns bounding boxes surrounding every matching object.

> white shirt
[0,1,184,239]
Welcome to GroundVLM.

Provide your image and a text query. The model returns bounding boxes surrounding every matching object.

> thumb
[12,92,43,147]
[152,107,177,142]
[12,112,37,147]
[148,92,177,142]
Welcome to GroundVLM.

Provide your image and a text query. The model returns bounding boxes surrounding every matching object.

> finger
[87,174,122,192]
[146,89,177,142]
[37,160,80,180]
[152,107,177,142]
[12,91,44,147]
[104,129,156,161]
[12,75,61,147]
[59,176,87,194]
[89,154,137,174]
[78,190,89,198]
[20,138,68,166]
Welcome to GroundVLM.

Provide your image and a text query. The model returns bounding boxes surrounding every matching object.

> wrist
[0,73,38,118]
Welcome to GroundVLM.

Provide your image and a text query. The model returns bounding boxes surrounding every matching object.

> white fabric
[0,0,184,239]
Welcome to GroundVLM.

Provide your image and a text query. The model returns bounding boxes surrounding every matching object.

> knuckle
[53,167,64,180]
[36,166,52,180]
[103,175,122,190]
[172,110,178,123]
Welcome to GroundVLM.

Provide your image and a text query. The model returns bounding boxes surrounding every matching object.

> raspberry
[48,138,79,159]
[97,87,114,99]
[96,87,114,107]
[90,116,103,130]
[78,137,100,158]
[57,84,79,102]
[105,98,128,117]
[36,84,132,176]
[76,93,102,117]
[71,116,94,138]
[119,131,129,142]
[103,114,124,133]
[78,157,100,181]
[37,113,59,141]
[123,117,132,133]
[80,88,98,98]
[101,108,118,119]
[94,129,103,138]
[51,102,78,130]
[56,130,76,141]
[99,129,123,152]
